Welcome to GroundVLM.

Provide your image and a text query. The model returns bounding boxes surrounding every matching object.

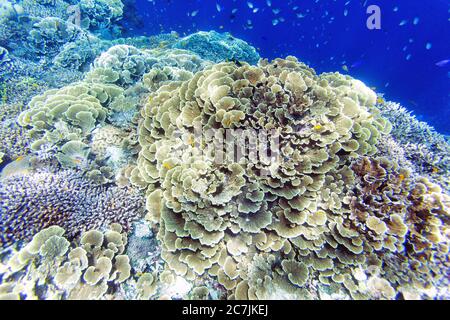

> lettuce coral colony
[0,0,449,301]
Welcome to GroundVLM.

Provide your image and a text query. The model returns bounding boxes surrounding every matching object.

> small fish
[191,10,199,17]
[398,174,405,181]
[266,0,272,7]
[413,17,420,25]
[162,162,173,170]
[426,43,432,50]
[344,9,348,17]
[435,59,450,67]
[247,1,254,9]
[272,8,280,14]
[231,58,243,66]
[313,124,322,130]
[216,3,222,12]
[377,96,385,104]
[432,167,439,174]
[342,65,349,72]
[272,19,279,26]
[399,20,407,26]
[350,60,363,68]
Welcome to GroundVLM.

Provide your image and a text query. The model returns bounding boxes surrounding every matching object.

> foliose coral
[129,56,449,300]
[0,224,132,299]
[17,81,124,164]
[79,0,124,32]
[86,45,211,88]
[0,0,23,20]
[173,31,260,65]
[27,16,83,57]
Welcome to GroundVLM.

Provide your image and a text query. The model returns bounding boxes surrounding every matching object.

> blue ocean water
[123,0,450,134]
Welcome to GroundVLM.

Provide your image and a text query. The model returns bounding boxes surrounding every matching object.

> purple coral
[0,169,145,248]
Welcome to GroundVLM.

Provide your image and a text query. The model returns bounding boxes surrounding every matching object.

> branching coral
[376,101,450,192]
[0,103,32,161]
[0,169,145,248]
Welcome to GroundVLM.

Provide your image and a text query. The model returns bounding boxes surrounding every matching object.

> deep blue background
[122,0,450,134]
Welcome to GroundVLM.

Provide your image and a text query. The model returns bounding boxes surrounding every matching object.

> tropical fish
[313,124,323,130]
[435,60,450,67]
[350,60,363,68]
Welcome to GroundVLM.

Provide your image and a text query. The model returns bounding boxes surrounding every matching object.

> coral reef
[86,45,211,88]
[0,2,448,300]
[377,101,450,192]
[79,0,124,33]
[0,0,24,20]
[0,103,32,161]
[0,224,132,299]
[0,169,145,248]
[17,82,114,153]
[174,31,260,65]
[129,56,449,300]
[27,16,83,57]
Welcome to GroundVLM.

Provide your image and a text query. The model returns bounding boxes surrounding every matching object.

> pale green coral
[130,56,449,300]
[0,224,131,300]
